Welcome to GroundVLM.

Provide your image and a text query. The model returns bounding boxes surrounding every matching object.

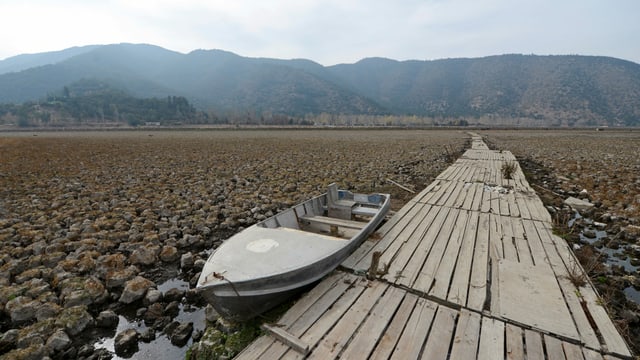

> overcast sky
[1,0,638,65]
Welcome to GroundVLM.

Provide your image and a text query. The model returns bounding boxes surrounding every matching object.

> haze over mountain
[1,43,639,126]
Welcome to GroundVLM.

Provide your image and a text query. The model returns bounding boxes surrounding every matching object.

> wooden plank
[496,259,579,340]
[236,272,352,359]
[505,323,524,360]
[531,222,601,349]
[447,211,479,306]
[347,201,429,270]
[262,324,310,355]
[338,286,406,360]
[500,215,519,262]
[308,281,388,360]
[524,329,545,360]
[471,181,485,211]
[369,293,419,360]
[257,274,362,359]
[420,306,458,360]
[406,207,458,290]
[384,205,448,285]
[287,277,368,357]
[562,341,586,360]
[379,204,442,284]
[581,288,632,357]
[462,182,478,210]
[448,309,481,360]
[489,213,504,260]
[477,317,505,360]
[582,348,604,360]
[467,212,490,311]
[544,335,566,360]
[389,298,437,360]
[426,210,469,298]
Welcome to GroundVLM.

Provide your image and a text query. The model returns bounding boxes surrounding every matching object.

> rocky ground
[0,129,468,359]
[483,129,640,355]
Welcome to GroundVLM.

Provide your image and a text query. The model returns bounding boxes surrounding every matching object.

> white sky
[1,0,638,65]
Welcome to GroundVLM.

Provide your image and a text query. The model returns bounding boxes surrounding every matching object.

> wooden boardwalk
[237,134,632,360]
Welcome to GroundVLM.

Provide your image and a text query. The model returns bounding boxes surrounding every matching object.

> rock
[180,252,194,270]
[130,244,160,266]
[114,329,139,357]
[193,258,205,271]
[2,344,47,360]
[564,196,595,212]
[283,183,297,193]
[77,344,95,357]
[205,304,220,323]
[55,305,95,336]
[119,276,155,304]
[105,265,139,289]
[583,229,597,239]
[46,329,71,352]
[140,328,156,343]
[5,296,38,323]
[144,288,163,305]
[143,303,164,326]
[165,301,181,318]
[159,245,179,262]
[163,287,184,303]
[0,329,19,352]
[35,302,62,321]
[170,322,193,347]
[96,310,119,328]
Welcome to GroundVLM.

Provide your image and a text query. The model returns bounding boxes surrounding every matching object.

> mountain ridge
[1,43,639,126]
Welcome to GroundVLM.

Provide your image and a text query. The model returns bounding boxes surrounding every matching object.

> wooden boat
[196,183,390,321]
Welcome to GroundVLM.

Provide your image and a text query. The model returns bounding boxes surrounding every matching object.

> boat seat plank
[300,215,366,230]
[352,205,378,217]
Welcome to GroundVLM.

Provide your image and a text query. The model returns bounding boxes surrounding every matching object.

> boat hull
[197,187,390,321]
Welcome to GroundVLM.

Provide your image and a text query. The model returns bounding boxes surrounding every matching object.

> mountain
[1,43,640,126]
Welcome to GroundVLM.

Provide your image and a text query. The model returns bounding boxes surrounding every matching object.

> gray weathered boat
[196,183,390,321]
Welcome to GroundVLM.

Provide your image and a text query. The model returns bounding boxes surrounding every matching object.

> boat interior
[258,183,383,240]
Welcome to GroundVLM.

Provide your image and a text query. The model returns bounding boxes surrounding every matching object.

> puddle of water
[94,277,206,359]
[570,212,640,304]
[624,287,640,304]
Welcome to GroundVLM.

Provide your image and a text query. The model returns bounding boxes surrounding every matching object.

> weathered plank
[369,293,419,360]
[307,280,388,360]
[544,335,566,360]
[338,286,406,360]
[505,323,525,360]
[447,211,480,306]
[496,259,579,340]
[420,306,458,360]
[524,329,545,360]
[477,317,505,360]
[467,212,490,311]
[389,298,437,360]
[448,309,481,359]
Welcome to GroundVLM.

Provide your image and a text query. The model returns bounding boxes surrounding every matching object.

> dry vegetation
[0,129,467,359]
[484,129,640,221]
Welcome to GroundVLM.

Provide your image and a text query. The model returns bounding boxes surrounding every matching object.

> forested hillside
[1,44,639,126]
